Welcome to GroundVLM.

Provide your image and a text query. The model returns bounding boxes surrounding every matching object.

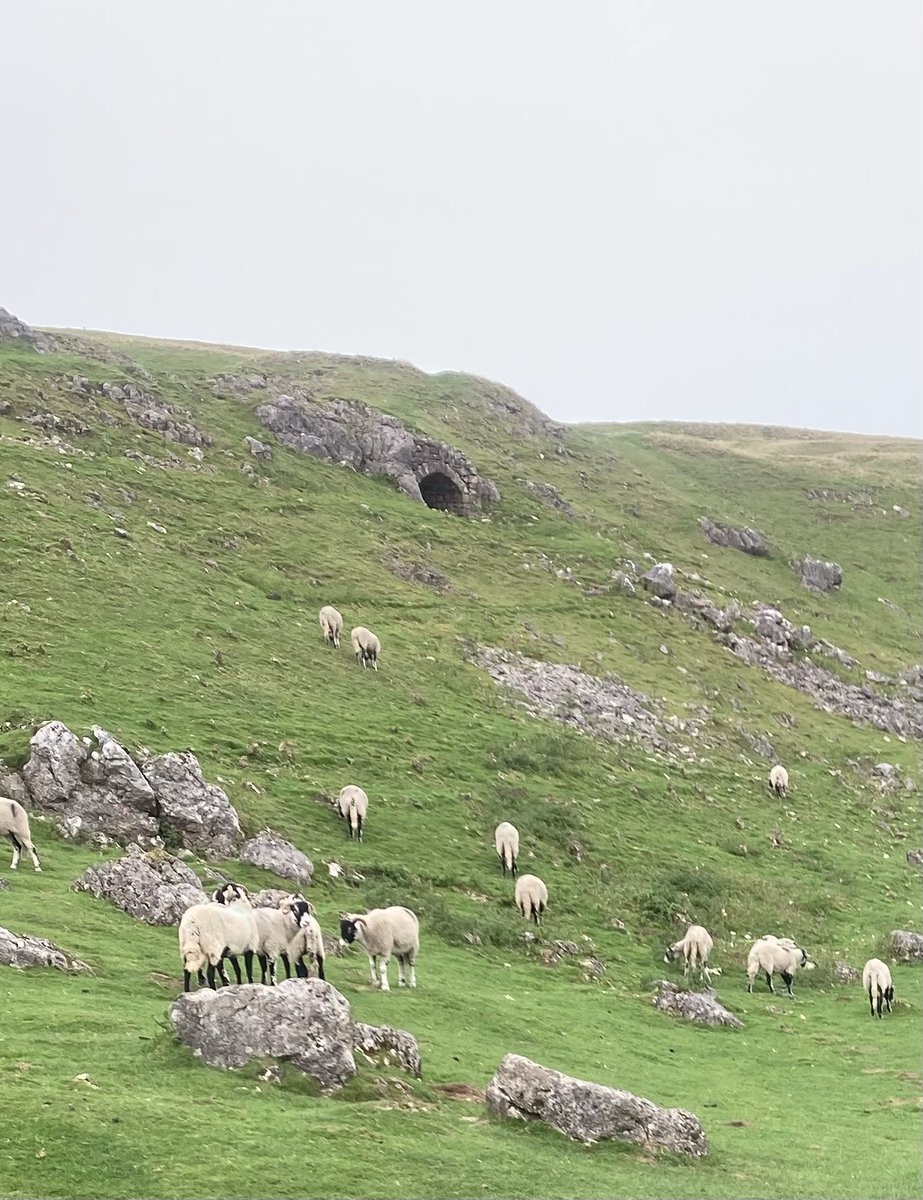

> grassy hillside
[0,325,920,1200]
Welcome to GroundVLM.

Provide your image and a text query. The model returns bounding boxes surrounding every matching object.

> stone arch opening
[419,471,466,515]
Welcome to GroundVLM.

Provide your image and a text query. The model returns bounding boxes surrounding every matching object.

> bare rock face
[833,960,860,984]
[253,392,499,515]
[793,556,843,592]
[700,518,769,557]
[57,374,211,447]
[890,930,923,962]
[352,1022,422,1077]
[73,845,206,924]
[142,751,242,859]
[641,562,678,599]
[169,978,357,1089]
[652,980,743,1028]
[0,307,52,352]
[244,435,273,460]
[0,926,90,972]
[382,555,450,593]
[906,850,923,869]
[517,478,577,518]
[0,768,29,805]
[238,829,313,885]
[485,1054,709,1155]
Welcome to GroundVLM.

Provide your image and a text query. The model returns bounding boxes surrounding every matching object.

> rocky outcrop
[169,978,357,1089]
[0,768,29,805]
[18,721,243,857]
[381,555,450,592]
[468,644,708,759]
[517,479,577,519]
[251,392,499,515]
[485,1054,709,1155]
[889,930,923,962]
[699,518,769,557]
[58,374,211,447]
[793,556,843,592]
[641,562,678,599]
[238,829,313,885]
[652,981,743,1028]
[244,435,273,460]
[0,307,52,352]
[352,1023,422,1077]
[73,845,206,924]
[906,850,923,870]
[0,926,90,972]
[833,960,860,984]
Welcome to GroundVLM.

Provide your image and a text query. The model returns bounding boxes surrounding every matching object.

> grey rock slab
[890,930,923,962]
[238,829,313,884]
[641,562,678,599]
[169,978,356,1089]
[485,1054,709,1155]
[699,518,769,557]
[0,925,90,972]
[793,556,843,592]
[352,1022,422,1077]
[73,845,206,925]
[652,980,743,1028]
[142,752,242,859]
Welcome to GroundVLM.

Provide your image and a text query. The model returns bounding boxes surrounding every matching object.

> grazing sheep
[0,796,41,871]
[336,785,369,842]
[288,898,327,981]
[664,924,715,982]
[769,764,789,796]
[178,883,258,991]
[746,934,808,996]
[862,958,894,1018]
[339,906,419,991]
[494,821,519,877]
[515,874,548,925]
[351,626,380,670]
[319,605,343,649]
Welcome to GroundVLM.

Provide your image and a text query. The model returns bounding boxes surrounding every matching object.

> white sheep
[336,785,369,842]
[861,958,894,1018]
[0,796,42,871]
[288,898,327,981]
[351,626,380,670]
[319,605,343,649]
[664,924,715,982]
[769,764,789,796]
[494,821,519,877]
[515,874,548,925]
[746,934,808,996]
[178,883,258,991]
[339,906,419,991]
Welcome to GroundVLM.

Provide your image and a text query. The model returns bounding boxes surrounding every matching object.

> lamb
[769,764,789,796]
[319,605,343,649]
[339,906,419,991]
[336,785,369,842]
[351,626,380,670]
[178,882,258,991]
[746,934,808,996]
[515,874,548,925]
[494,821,519,877]
[251,897,327,985]
[861,958,894,1018]
[664,924,714,982]
[0,796,41,871]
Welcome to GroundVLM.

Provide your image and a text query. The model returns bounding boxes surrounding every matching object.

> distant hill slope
[0,312,920,1200]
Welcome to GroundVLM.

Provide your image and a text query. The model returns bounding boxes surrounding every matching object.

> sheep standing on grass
[664,924,715,983]
[746,935,808,997]
[251,897,327,984]
[0,797,41,871]
[515,874,548,925]
[336,785,369,842]
[351,626,380,670]
[178,883,258,991]
[319,605,343,649]
[769,764,789,796]
[339,906,419,991]
[862,958,894,1018]
[494,821,519,877]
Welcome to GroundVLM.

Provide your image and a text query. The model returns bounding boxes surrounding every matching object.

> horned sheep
[861,958,894,1019]
[494,821,519,877]
[336,785,369,842]
[319,605,343,649]
[252,897,326,984]
[769,764,789,796]
[0,796,41,871]
[351,626,381,670]
[339,906,419,991]
[746,934,808,996]
[178,883,258,991]
[514,873,548,925]
[664,924,714,982]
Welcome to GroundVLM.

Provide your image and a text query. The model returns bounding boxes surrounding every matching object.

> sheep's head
[212,882,249,906]
[797,947,809,967]
[290,899,316,928]
[663,945,678,964]
[339,913,361,945]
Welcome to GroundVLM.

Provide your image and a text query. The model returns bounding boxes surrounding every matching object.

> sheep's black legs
[280,952,292,979]
[885,988,893,1013]
[206,963,218,989]
[765,971,775,993]
[183,969,192,992]
[782,971,794,997]
[316,955,326,981]
[197,970,206,987]
[243,949,255,983]
[225,955,242,984]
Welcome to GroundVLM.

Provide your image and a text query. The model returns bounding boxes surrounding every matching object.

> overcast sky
[3,2,920,435]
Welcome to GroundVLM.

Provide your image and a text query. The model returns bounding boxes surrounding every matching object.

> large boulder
[889,930,923,962]
[652,980,743,1028]
[169,978,356,1089]
[485,1054,709,1155]
[640,562,678,599]
[352,1022,422,1077]
[238,829,313,884]
[699,518,769,557]
[793,556,843,592]
[0,926,90,972]
[0,307,52,352]
[142,752,242,858]
[73,845,206,924]
[0,768,29,805]
[21,721,87,807]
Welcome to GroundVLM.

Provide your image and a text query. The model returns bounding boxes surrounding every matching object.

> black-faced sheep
[861,958,894,1018]
[350,626,380,670]
[746,934,808,996]
[319,605,343,649]
[664,924,715,982]
[769,764,789,796]
[514,874,548,925]
[178,883,258,991]
[0,796,41,871]
[339,906,418,990]
[336,785,369,842]
[494,821,519,877]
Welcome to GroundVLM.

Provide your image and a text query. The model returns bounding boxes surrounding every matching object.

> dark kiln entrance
[419,471,466,515]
